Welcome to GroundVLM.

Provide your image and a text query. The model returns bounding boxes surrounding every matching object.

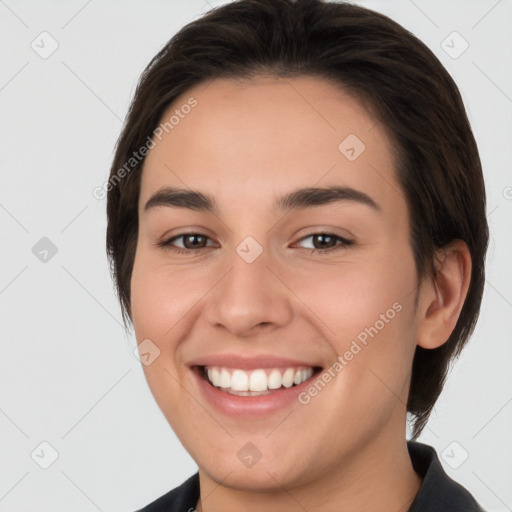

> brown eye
[295,233,353,252]
[311,234,337,250]
[158,233,215,251]
[180,234,209,249]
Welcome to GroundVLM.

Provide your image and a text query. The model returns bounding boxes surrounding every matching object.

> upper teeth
[205,366,314,392]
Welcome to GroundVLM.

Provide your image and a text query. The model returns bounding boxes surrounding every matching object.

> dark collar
[407,441,484,511]
[137,441,485,511]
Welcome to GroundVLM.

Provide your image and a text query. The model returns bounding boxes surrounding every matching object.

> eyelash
[157,232,354,255]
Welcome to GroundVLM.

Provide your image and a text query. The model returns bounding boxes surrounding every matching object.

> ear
[416,240,472,349]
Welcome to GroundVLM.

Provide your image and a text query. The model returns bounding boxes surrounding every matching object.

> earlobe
[417,240,472,350]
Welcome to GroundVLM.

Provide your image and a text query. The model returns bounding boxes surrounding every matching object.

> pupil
[185,234,205,248]
[315,234,333,249]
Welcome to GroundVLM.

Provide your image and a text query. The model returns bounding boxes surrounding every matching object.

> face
[131,75,423,491]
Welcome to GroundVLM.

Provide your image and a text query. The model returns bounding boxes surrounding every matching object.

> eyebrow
[144,185,381,215]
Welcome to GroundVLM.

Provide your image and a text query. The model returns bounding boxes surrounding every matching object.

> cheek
[286,243,418,401]
[130,249,220,399]
[130,251,191,388]
[130,254,200,426]
[130,251,201,339]
[291,246,417,345]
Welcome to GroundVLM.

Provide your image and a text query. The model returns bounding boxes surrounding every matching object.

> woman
[106,0,488,510]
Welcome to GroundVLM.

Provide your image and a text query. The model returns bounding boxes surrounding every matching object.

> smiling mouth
[196,365,323,396]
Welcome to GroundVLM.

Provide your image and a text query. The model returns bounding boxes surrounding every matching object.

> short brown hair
[106,0,489,439]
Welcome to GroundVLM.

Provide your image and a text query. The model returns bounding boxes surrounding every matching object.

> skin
[130,75,472,512]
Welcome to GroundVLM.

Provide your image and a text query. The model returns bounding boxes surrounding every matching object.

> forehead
[139,75,404,220]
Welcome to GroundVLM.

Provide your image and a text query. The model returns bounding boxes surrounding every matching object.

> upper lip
[187,353,323,370]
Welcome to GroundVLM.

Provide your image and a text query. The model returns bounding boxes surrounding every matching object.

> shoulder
[134,472,200,512]
[407,441,486,512]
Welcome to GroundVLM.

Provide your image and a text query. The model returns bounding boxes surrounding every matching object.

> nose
[203,246,294,338]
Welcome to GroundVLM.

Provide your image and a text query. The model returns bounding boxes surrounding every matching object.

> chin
[201,459,309,492]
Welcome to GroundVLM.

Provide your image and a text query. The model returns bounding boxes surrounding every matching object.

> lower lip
[192,367,318,418]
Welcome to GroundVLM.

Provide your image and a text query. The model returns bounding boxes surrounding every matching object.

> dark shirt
[135,441,485,511]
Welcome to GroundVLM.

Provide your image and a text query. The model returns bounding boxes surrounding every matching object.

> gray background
[0,0,511,510]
